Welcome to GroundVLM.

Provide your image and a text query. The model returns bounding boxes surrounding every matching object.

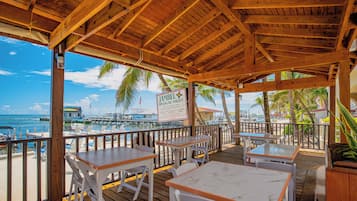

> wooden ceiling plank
[160,8,221,55]
[49,0,112,49]
[259,36,336,49]
[231,0,345,9]
[254,27,337,39]
[142,0,200,47]
[236,77,334,93]
[188,50,349,82]
[112,0,151,38]
[328,64,337,80]
[27,0,37,10]
[194,32,243,64]
[178,23,234,60]
[336,0,355,49]
[264,44,329,55]
[210,0,251,35]
[245,15,340,25]
[66,0,148,51]
[200,44,244,71]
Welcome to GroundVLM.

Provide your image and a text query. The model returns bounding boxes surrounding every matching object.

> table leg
[243,137,247,165]
[187,146,192,163]
[169,187,176,201]
[173,149,180,168]
[148,163,154,201]
[96,171,105,201]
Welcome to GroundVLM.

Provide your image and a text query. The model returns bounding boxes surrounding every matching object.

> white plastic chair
[192,135,210,165]
[171,162,198,177]
[117,145,154,200]
[256,161,296,201]
[65,154,97,201]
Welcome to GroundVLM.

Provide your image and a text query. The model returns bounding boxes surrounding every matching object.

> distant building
[198,107,221,123]
[64,106,82,121]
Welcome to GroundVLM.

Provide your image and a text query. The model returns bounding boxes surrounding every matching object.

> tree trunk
[288,90,298,136]
[296,92,315,124]
[262,77,272,133]
[158,74,171,92]
[220,90,233,129]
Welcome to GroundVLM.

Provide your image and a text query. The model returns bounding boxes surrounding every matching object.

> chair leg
[133,169,147,201]
[118,171,127,192]
[68,178,74,201]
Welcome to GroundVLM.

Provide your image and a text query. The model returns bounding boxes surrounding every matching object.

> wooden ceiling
[0,0,356,91]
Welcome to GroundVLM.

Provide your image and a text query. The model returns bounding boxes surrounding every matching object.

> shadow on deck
[82,144,325,201]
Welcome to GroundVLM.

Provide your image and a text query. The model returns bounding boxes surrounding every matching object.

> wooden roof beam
[66,0,148,51]
[178,23,235,60]
[188,50,349,82]
[112,0,151,38]
[245,15,340,25]
[231,0,345,9]
[194,32,243,64]
[49,0,112,49]
[236,77,334,93]
[142,0,199,47]
[336,0,355,49]
[160,9,221,55]
[264,44,330,55]
[259,36,336,49]
[198,44,244,71]
[254,27,338,39]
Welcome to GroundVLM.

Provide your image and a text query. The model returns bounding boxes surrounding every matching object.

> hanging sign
[157,89,188,122]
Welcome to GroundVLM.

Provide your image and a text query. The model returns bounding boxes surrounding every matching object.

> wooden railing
[240,122,329,150]
[0,125,233,201]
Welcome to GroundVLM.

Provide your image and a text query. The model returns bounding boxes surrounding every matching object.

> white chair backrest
[134,144,154,153]
[64,153,82,181]
[174,190,213,201]
[172,162,198,177]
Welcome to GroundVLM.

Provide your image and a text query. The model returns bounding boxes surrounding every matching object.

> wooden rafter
[199,44,244,71]
[66,0,148,51]
[194,32,243,64]
[256,42,274,62]
[177,23,234,61]
[259,36,336,49]
[336,0,355,49]
[347,28,357,49]
[27,0,37,10]
[263,44,330,55]
[49,0,112,49]
[160,9,221,55]
[142,0,199,47]
[111,0,151,38]
[244,15,340,25]
[236,77,334,93]
[328,64,338,80]
[231,0,345,9]
[254,27,337,39]
[188,50,349,82]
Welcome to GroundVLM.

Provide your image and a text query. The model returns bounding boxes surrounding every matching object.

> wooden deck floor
[82,144,325,201]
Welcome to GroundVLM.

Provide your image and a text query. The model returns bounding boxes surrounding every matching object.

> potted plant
[326,100,357,201]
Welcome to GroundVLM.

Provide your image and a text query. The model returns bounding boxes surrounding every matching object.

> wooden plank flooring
[82,144,325,201]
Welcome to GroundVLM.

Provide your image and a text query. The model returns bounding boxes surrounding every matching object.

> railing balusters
[23,142,27,201]
[7,143,12,201]
[36,141,41,201]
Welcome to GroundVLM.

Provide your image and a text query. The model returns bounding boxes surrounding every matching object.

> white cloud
[1,105,11,112]
[0,69,13,76]
[66,94,100,115]
[9,51,16,55]
[0,37,20,44]
[31,66,162,92]
[29,103,49,114]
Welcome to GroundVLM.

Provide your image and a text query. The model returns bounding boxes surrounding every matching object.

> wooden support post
[244,34,255,66]
[329,85,336,144]
[235,91,240,145]
[49,44,65,201]
[188,82,196,136]
[338,60,350,143]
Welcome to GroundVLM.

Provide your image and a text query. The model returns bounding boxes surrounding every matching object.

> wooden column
[49,44,65,201]
[329,85,336,144]
[188,82,195,136]
[244,34,255,66]
[338,60,350,143]
[235,91,240,144]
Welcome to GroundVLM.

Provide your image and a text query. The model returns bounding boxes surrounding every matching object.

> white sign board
[157,89,188,122]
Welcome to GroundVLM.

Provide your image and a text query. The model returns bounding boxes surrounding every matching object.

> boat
[0,126,14,148]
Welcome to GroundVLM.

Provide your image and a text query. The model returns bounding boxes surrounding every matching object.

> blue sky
[0,36,262,115]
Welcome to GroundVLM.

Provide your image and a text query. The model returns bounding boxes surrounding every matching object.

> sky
[0,36,262,115]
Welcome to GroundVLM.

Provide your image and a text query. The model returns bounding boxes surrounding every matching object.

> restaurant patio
[0,0,356,200]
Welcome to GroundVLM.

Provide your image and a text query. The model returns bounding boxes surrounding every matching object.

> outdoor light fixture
[238,83,243,88]
[57,43,65,69]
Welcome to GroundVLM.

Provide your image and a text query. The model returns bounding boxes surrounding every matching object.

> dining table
[246,143,300,164]
[166,161,291,201]
[156,135,210,167]
[76,147,156,201]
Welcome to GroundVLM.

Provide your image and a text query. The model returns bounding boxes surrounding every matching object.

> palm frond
[98,61,116,78]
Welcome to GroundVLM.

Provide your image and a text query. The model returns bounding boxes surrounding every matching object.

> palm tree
[262,78,272,133]
[220,90,234,129]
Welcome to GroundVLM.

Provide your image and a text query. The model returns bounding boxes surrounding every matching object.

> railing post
[218,127,223,152]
